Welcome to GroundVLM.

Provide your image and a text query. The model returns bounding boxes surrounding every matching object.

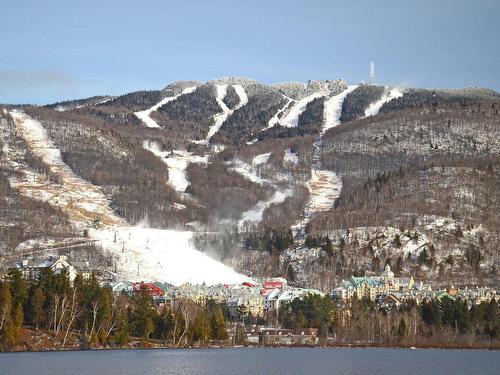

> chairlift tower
[369,61,375,84]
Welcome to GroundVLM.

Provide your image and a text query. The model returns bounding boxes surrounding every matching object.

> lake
[0,348,498,375]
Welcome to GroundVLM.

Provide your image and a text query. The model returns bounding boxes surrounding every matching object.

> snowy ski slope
[197,83,250,144]
[364,87,403,117]
[3,110,250,285]
[323,85,358,133]
[134,86,197,128]
[143,141,207,193]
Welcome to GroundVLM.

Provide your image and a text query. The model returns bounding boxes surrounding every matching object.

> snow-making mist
[1,110,250,285]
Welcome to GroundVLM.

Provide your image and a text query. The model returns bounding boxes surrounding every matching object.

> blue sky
[1,0,499,104]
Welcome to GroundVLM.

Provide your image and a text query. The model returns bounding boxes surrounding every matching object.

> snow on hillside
[202,84,249,143]
[228,159,269,185]
[279,91,329,128]
[91,226,250,285]
[238,188,293,228]
[284,149,299,165]
[267,97,293,129]
[292,86,354,235]
[3,111,250,285]
[364,87,403,117]
[143,141,207,192]
[323,85,358,133]
[252,152,271,166]
[55,97,114,112]
[7,110,126,226]
[204,84,231,142]
[305,170,342,217]
[134,86,197,128]
[233,84,249,108]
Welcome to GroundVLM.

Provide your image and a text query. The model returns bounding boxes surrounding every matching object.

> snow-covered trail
[6,110,126,226]
[226,153,293,227]
[143,141,207,193]
[233,84,249,109]
[267,97,293,129]
[238,188,293,229]
[3,111,250,285]
[203,84,249,143]
[279,91,329,128]
[292,86,355,235]
[323,85,358,133]
[305,170,342,217]
[364,87,403,117]
[134,86,197,128]
[91,226,250,285]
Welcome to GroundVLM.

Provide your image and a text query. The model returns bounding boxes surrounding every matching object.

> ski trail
[364,87,403,117]
[192,84,249,144]
[2,110,250,285]
[143,140,207,193]
[233,84,249,109]
[267,97,294,129]
[279,91,329,128]
[7,110,126,227]
[203,84,231,142]
[292,86,356,236]
[91,226,250,285]
[134,86,197,128]
[323,85,358,133]
[238,188,293,229]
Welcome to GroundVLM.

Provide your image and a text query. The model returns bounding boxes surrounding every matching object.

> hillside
[0,79,498,291]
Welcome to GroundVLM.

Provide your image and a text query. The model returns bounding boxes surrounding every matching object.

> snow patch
[283,149,299,165]
[143,141,207,193]
[238,188,293,228]
[252,152,271,166]
[233,84,249,108]
[364,87,403,117]
[305,170,342,217]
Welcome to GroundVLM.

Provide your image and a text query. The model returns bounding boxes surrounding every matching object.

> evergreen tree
[0,282,15,347]
[131,285,155,339]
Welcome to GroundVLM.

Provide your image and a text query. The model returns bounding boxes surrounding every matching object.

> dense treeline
[279,294,499,348]
[222,85,240,110]
[297,97,324,133]
[153,84,220,141]
[216,87,286,145]
[340,84,385,122]
[380,88,499,114]
[331,297,499,348]
[0,270,229,351]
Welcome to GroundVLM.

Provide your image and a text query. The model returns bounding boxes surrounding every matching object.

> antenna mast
[369,61,375,84]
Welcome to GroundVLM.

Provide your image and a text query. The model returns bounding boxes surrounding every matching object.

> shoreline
[3,342,498,354]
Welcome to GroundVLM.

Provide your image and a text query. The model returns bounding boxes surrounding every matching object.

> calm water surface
[0,348,498,375]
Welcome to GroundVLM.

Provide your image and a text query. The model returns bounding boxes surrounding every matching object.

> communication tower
[369,61,375,84]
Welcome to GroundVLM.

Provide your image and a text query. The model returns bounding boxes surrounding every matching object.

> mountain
[0,77,498,289]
